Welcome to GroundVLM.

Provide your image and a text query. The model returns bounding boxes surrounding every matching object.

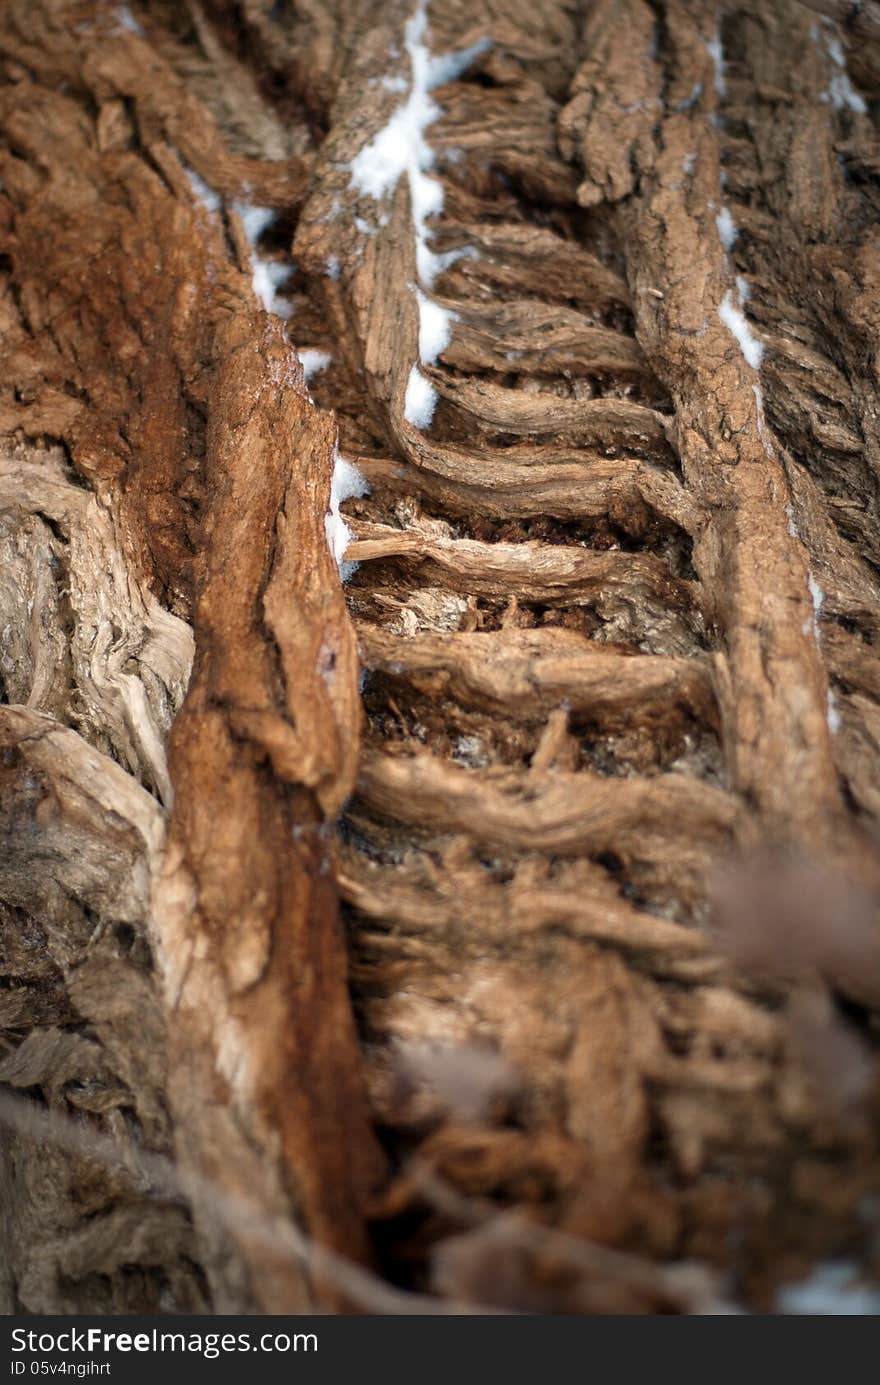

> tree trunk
[2,0,880,1315]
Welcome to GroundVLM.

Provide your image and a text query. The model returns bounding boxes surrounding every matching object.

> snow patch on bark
[325,446,369,581]
[237,204,274,243]
[251,261,292,319]
[235,204,293,319]
[705,33,726,97]
[821,32,867,114]
[117,6,143,35]
[417,290,455,365]
[349,0,489,429]
[404,364,439,429]
[716,206,737,252]
[185,165,221,216]
[298,349,333,382]
[718,291,763,368]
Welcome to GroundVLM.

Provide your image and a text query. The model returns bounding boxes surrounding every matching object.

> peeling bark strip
[0,0,379,1313]
[154,313,382,1311]
[2,0,880,1316]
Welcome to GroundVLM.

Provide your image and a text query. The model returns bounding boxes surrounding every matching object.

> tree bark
[2,0,880,1314]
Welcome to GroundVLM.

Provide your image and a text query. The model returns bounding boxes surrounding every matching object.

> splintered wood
[1,0,880,1315]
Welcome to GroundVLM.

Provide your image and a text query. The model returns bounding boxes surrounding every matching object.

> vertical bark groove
[2,0,880,1314]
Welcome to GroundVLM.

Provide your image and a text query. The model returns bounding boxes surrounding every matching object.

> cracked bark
[2,0,880,1315]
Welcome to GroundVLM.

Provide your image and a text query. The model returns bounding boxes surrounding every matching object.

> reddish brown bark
[2,0,880,1315]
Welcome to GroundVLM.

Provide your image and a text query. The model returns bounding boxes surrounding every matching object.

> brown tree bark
[1,0,880,1314]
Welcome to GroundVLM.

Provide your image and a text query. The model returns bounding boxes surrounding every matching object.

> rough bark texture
[2,0,880,1315]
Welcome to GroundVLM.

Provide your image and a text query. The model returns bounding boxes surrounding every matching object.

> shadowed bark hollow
[2,0,880,1315]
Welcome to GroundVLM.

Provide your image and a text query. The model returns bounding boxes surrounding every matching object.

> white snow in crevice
[707,37,763,380]
[349,0,490,429]
[232,209,365,578]
[416,289,456,365]
[237,204,274,243]
[676,81,703,112]
[716,205,737,252]
[348,4,486,264]
[117,5,143,34]
[235,203,292,319]
[251,261,293,319]
[425,36,492,90]
[718,291,763,368]
[185,165,221,216]
[325,446,369,582]
[822,32,868,114]
[298,349,333,382]
[705,33,726,97]
[404,364,439,430]
[777,1262,880,1315]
